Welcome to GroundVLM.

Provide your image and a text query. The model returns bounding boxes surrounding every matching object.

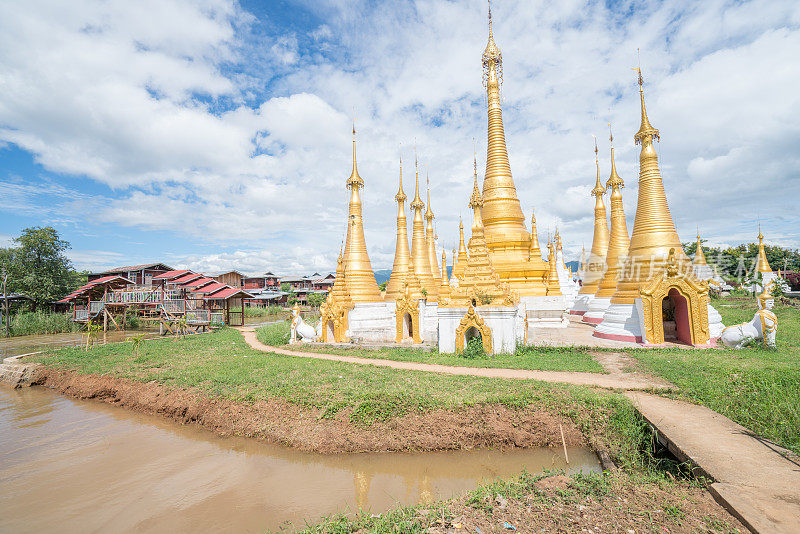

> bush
[255,320,291,346]
[7,310,80,336]
[460,337,487,359]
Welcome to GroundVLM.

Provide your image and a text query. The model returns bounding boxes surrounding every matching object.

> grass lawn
[629,296,800,455]
[255,321,606,374]
[30,327,648,467]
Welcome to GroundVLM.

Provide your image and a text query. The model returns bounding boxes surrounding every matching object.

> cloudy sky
[0,0,798,276]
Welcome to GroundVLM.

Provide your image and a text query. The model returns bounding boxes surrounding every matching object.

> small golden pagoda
[595,69,718,345]
[571,140,609,313]
[385,157,422,301]
[453,219,468,281]
[584,125,630,323]
[528,210,542,260]
[425,176,441,286]
[439,250,451,300]
[693,231,708,266]
[319,251,353,342]
[342,126,382,302]
[409,154,438,302]
[479,5,550,296]
[446,156,515,307]
[756,226,773,274]
[545,238,560,295]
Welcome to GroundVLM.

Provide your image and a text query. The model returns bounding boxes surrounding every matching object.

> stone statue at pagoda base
[290,304,317,344]
[721,286,778,349]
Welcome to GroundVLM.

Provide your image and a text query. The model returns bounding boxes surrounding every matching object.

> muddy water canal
[0,387,600,533]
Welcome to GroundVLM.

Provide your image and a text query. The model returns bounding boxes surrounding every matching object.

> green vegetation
[629,296,800,454]
[683,238,800,280]
[244,305,288,319]
[256,320,291,345]
[5,310,82,336]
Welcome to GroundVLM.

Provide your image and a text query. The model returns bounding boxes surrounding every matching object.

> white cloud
[0,0,798,274]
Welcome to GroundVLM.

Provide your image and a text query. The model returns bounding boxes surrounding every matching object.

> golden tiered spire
[409,151,438,301]
[610,68,690,305]
[439,249,451,299]
[756,225,772,273]
[342,125,382,302]
[385,156,419,300]
[545,238,560,295]
[330,250,352,305]
[528,210,541,260]
[693,229,708,266]
[578,138,609,296]
[595,125,630,299]
[480,2,531,272]
[453,218,468,280]
[425,174,441,285]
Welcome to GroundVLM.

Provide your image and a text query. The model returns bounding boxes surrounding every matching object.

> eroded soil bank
[32,366,585,454]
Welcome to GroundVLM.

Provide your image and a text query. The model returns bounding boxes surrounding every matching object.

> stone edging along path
[236,327,800,534]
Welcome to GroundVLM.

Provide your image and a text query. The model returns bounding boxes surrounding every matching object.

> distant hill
[373,269,392,284]
[566,260,580,272]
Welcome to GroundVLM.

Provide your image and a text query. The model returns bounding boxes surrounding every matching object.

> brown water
[0,387,600,533]
[0,329,165,359]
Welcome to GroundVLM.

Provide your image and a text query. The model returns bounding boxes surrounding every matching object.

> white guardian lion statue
[721,285,778,349]
[290,304,317,343]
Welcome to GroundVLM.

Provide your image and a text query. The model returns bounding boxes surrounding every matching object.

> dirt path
[236,328,672,391]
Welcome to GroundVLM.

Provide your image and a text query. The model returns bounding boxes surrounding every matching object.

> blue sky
[0,0,798,276]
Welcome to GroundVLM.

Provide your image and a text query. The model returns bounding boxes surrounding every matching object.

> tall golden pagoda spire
[756,225,772,273]
[480,1,530,270]
[577,138,609,297]
[545,238,560,295]
[528,210,541,260]
[594,124,630,300]
[385,156,417,300]
[439,249,451,299]
[610,68,689,305]
[469,154,485,249]
[341,124,381,302]
[409,150,438,301]
[425,173,442,285]
[693,229,708,266]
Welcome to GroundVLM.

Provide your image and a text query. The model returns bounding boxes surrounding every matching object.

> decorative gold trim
[319,292,351,343]
[395,283,422,343]
[455,303,493,354]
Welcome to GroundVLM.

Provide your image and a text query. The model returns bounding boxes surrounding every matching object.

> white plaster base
[438,306,518,354]
[708,303,725,339]
[419,302,439,344]
[520,296,568,329]
[347,302,397,343]
[570,292,594,315]
[593,302,643,343]
[582,296,612,324]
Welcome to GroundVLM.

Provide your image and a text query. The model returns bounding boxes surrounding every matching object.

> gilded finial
[425,172,434,220]
[591,136,605,197]
[346,122,364,189]
[482,0,502,87]
[758,223,764,242]
[607,124,623,189]
[633,62,659,145]
[395,156,406,203]
[469,154,483,209]
[410,145,424,210]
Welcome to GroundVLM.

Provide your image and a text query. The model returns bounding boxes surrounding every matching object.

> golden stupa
[479,5,550,296]
[596,69,715,345]
[453,219,468,280]
[584,126,630,323]
[425,177,442,286]
[319,250,353,342]
[693,231,708,266]
[385,157,421,301]
[528,210,542,260]
[409,154,439,301]
[756,226,773,275]
[341,126,382,302]
[574,140,610,305]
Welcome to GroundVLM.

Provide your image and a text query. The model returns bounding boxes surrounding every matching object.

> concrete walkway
[626,392,800,534]
[236,328,670,391]
[238,327,800,533]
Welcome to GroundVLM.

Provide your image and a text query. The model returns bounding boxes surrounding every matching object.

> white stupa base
[582,296,612,324]
[593,302,643,343]
[570,293,594,315]
[520,296,568,328]
[347,302,397,343]
[708,303,725,340]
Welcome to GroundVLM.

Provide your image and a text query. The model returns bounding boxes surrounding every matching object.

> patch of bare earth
[32,367,584,454]
[422,474,744,534]
[590,351,676,389]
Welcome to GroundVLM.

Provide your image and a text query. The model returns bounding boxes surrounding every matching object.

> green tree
[4,227,77,309]
[379,281,388,292]
[307,292,325,308]
[280,282,293,293]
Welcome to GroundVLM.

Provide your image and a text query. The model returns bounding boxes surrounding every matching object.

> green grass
[257,322,605,373]
[244,305,289,319]
[30,327,648,465]
[4,310,82,336]
[629,297,800,454]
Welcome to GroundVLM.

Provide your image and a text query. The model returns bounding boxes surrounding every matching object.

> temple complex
[583,126,630,324]
[316,5,724,352]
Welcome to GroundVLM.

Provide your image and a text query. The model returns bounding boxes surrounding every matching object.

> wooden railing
[163,300,185,313]
[89,301,104,314]
[210,312,224,325]
[186,309,210,324]
[74,309,89,321]
[105,288,179,304]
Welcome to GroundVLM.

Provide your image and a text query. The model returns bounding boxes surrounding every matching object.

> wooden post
[2,267,8,338]
[103,285,108,332]
[241,297,244,327]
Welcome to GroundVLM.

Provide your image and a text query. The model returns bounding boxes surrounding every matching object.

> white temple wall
[437,306,518,354]
[347,302,396,343]
[520,296,569,329]
[419,302,439,344]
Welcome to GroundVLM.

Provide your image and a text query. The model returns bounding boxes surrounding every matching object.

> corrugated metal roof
[101,263,174,273]
[171,273,202,284]
[152,270,191,280]
[181,277,216,288]
[193,282,227,294]
[205,288,254,300]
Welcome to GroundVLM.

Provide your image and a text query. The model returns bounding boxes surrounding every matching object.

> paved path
[236,328,670,391]
[626,392,800,534]
[238,328,800,532]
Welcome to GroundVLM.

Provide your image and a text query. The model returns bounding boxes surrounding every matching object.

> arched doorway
[403,313,413,340]
[662,288,691,345]
[465,326,482,345]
